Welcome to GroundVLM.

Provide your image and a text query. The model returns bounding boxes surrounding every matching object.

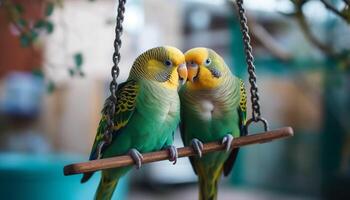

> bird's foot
[191,138,204,158]
[164,145,178,165]
[221,134,234,152]
[128,148,143,169]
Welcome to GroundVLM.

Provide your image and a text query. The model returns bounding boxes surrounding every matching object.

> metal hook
[245,116,269,133]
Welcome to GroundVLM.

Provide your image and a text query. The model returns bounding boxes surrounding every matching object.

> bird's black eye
[164,60,172,67]
[205,58,211,66]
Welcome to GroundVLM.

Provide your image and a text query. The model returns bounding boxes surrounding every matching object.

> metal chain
[97,0,127,157]
[235,0,269,131]
[110,0,126,101]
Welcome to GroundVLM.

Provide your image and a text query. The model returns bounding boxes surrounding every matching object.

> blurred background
[0,0,349,199]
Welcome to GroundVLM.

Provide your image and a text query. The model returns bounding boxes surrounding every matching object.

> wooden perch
[64,127,293,176]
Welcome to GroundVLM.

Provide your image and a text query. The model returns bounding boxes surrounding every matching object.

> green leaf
[47,81,56,93]
[14,4,24,14]
[45,21,54,33]
[45,2,55,17]
[68,68,75,77]
[17,18,27,28]
[34,20,54,34]
[34,20,47,29]
[29,30,39,42]
[20,34,31,47]
[32,68,44,78]
[74,53,83,68]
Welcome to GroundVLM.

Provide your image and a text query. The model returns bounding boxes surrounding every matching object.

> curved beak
[177,63,187,85]
[187,62,199,82]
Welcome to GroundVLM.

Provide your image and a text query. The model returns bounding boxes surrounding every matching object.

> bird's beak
[177,63,187,85]
[187,62,199,83]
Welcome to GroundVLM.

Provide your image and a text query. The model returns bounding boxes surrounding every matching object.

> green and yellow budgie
[81,46,187,200]
[179,47,247,200]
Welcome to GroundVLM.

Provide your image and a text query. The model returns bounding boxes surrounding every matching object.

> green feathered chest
[125,81,179,151]
[180,77,241,143]
[103,81,180,156]
[137,81,180,126]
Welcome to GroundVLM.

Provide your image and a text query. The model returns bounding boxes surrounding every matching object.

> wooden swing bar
[64,126,293,176]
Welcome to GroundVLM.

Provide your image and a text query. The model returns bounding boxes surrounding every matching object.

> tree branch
[294,9,336,56]
[320,0,350,23]
[249,21,292,61]
[64,127,294,176]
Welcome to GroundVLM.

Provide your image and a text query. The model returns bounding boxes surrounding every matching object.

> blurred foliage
[1,0,93,93]
[47,80,56,93]
[3,0,56,47]
[1,0,349,92]
[285,1,350,196]
[290,0,350,23]
[69,53,85,78]
[286,0,350,71]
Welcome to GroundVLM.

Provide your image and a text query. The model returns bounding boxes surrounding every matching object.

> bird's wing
[88,80,139,161]
[179,87,199,175]
[180,118,199,175]
[223,79,247,176]
[81,80,139,183]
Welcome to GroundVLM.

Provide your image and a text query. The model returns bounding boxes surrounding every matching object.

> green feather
[180,56,247,200]
[82,47,182,200]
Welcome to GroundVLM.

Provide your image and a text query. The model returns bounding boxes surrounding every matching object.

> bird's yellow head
[129,46,187,90]
[185,47,230,90]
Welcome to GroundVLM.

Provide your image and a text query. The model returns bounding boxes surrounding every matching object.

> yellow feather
[113,120,128,130]
[161,68,179,90]
[163,47,185,89]
[185,47,224,91]
[187,66,223,90]
[145,47,185,90]
[165,46,185,66]
[185,47,208,65]
[147,59,164,77]
[239,80,247,112]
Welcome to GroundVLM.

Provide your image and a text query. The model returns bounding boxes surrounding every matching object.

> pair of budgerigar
[82,46,247,200]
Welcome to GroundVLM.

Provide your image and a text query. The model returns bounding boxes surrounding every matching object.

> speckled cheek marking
[161,67,179,90]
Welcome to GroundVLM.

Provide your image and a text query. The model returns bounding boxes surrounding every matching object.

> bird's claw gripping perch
[165,145,178,165]
[221,134,234,152]
[191,138,204,158]
[128,148,143,169]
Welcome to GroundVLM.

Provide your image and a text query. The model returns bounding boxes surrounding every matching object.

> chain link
[97,0,127,156]
[235,0,269,131]
[110,0,126,101]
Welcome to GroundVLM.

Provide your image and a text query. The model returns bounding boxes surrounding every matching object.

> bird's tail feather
[94,174,119,200]
[81,172,94,183]
[198,169,221,200]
